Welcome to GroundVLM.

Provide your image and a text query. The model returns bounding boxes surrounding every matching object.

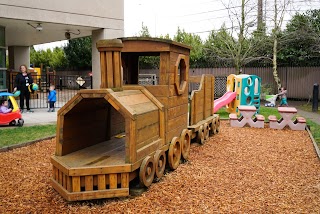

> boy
[48,85,57,112]
[0,100,12,114]
[277,87,288,107]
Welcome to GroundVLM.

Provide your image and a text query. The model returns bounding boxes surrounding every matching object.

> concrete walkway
[21,108,59,126]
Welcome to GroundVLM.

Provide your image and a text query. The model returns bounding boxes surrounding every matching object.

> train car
[50,37,220,201]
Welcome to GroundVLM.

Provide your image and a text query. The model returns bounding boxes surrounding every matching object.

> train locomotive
[51,37,220,201]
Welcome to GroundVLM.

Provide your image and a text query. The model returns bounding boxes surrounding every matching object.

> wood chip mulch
[0,121,319,213]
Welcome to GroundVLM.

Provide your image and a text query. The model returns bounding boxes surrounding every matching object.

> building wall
[0,0,124,29]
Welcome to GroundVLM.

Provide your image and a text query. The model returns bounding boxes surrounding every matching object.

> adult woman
[13,65,34,113]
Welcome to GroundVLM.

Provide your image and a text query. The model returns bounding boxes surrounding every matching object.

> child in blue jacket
[48,85,57,112]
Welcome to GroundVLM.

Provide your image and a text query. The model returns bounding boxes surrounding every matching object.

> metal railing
[9,73,92,109]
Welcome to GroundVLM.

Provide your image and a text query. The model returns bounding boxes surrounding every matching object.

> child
[277,87,288,107]
[0,100,12,114]
[48,85,57,112]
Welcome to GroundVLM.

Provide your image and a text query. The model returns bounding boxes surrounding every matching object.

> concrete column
[91,29,123,89]
[8,46,30,71]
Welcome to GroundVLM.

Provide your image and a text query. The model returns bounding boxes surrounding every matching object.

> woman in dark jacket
[13,65,34,113]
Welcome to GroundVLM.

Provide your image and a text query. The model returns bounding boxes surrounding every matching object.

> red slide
[213,91,237,113]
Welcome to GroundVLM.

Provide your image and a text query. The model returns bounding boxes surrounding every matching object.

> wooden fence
[141,67,320,99]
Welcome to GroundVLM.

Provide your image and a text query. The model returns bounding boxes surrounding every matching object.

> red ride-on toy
[0,92,24,126]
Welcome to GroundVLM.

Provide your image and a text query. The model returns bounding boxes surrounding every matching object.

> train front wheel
[139,156,155,187]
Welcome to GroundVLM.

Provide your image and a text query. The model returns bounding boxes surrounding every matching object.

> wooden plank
[130,102,158,115]
[67,176,72,192]
[53,166,57,180]
[85,176,93,191]
[121,173,129,188]
[190,97,195,125]
[113,51,122,88]
[141,88,165,111]
[93,175,98,187]
[137,122,159,145]
[81,93,107,99]
[167,94,189,108]
[122,40,170,53]
[159,52,170,85]
[117,93,150,106]
[166,124,185,145]
[136,139,161,161]
[159,110,165,142]
[136,111,159,129]
[194,92,199,123]
[168,114,188,131]
[167,104,188,119]
[100,51,107,88]
[59,170,63,185]
[63,174,67,189]
[127,120,136,163]
[72,176,81,192]
[106,52,114,88]
[144,85,169,97]
[136,135,161,151]
[114,90,142,97]
[109,174,117,189]
[98,174,106,190]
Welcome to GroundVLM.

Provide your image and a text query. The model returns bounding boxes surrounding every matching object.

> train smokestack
[96,39,123,89]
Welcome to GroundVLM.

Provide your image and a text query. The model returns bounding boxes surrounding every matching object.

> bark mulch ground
[0,121,319,213]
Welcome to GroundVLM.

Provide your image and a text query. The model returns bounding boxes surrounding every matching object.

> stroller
[264,94,278,107]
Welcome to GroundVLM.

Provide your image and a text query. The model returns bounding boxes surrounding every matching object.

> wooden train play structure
[50,37,220,201]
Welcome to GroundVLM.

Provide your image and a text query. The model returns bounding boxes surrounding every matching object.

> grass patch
[298,103,320,114]
[307,120,320,147]
[0,125,56,148]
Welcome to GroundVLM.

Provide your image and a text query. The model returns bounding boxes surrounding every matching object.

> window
[174,54,188,95]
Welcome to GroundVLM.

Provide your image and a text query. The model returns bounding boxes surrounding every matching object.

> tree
[173,27,205,68]
[64,36,92,70]
[205,0,269,73]
[278,9,320,66]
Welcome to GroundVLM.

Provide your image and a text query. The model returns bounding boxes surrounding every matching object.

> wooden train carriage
[51,37,220,201]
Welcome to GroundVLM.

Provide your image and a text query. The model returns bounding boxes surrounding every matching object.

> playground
[0,121,319,213]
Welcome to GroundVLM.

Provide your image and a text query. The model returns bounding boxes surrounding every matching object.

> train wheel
[216,117,221,133]
[168,137,181,170]
[139,156,155,187]
[204,123,210,140]
[180,129,191,160]
[154,150,166,178]
[197,125,205,145]
[210,119,216,136]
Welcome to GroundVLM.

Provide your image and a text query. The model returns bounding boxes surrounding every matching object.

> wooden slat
[136,139,160,161]
[63,174,67,189]
[144,85,169,97]
[141,88,165,111]
[113,51,122,88]
[67,176,72,192]
[72,176,81,192]
[59,170,63,185]
[98,175,106,190]
[100,52,107,88]
[121,173,129,188]
[109,174,117,189]
[159,52,170,85]
[136,111,159,129]
[106,52,114,88]
[53,166,57,180]
[85,176,93,191]
[137,122,159,144]
[168,114,188,131]
[167,104,188,119]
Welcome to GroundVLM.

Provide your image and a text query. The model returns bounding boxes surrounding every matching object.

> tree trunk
[272,36,281,90]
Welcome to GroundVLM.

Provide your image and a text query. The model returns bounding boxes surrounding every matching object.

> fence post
[59,78,62,91]
[90,75,93,89]
[312,83,319,112]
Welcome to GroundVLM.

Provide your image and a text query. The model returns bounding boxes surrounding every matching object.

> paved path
[21,108,59,126]
[290,101,320,125]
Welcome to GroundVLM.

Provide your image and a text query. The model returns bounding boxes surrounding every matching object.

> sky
[35,0,320,50]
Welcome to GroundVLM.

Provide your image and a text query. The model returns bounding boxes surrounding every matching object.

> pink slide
[213,91,237,113]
